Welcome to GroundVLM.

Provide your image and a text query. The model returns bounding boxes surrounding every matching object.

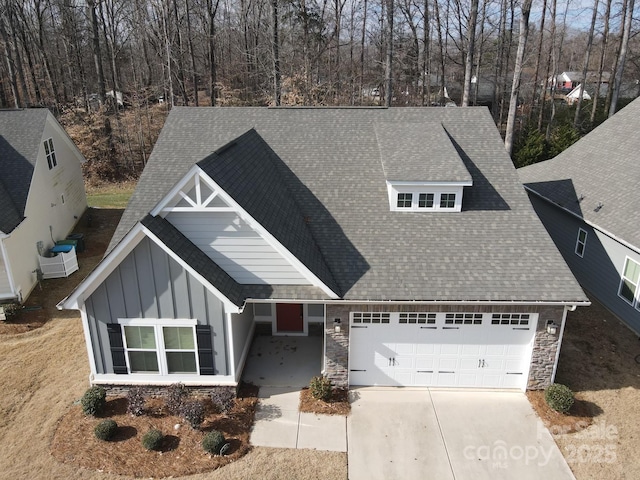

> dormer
[376,122,472,212]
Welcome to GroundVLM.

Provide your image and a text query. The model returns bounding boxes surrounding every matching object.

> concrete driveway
[348,388,575,480]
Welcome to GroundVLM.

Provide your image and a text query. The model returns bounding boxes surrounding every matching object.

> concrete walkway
[250,387,347,452]
[348,388,575,480]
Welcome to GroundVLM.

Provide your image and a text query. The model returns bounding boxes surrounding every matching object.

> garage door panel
[348,312,538,390]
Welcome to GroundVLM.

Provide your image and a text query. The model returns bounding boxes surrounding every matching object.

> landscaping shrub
[202,430,226,455]
[211,387,235,414]
[166,383,188,414]
[309,375,332,401]
[142,429,164,451]
[127,387,146,416]
[81,386,106,416]
[545,383,575,413]
[180,400,205,429]
[94,419,118,441]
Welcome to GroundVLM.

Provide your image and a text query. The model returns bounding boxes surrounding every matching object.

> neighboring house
[565,85,591,105]
[60,107,588,393]
[519,97,640,334]
[0,109,87,303]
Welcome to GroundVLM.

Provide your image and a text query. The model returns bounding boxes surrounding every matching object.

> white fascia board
[196,169,339,299]
[151,164,202,216]
[524,186,640,256]
[388,180,473,187]
[140,224,242,313]
[248,298,591,306]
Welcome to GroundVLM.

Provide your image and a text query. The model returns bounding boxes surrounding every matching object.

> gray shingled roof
[110,107,587,303]
[519,97,640,249]
[376,122,472,183]
[197,129,340,295]
[0,109,49,233]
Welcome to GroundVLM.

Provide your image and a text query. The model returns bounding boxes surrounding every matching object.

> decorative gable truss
[152,167,338,297]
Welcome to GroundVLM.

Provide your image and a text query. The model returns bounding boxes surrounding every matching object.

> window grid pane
[128,351,159,372]
[440,194,456,208]
[397,193,413,208]
[166,352,197,373]
[418,193,434,208]
[125,326,156,349]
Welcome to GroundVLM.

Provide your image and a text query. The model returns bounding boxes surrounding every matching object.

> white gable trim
[58,223,242,313]
[152,167,339,299]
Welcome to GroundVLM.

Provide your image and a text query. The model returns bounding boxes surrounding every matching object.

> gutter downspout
[551,304,575,383]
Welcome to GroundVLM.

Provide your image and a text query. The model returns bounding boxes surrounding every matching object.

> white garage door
[348,311,538,390]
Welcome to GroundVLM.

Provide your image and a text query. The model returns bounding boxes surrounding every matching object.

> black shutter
[196,324,215,375]
[107,323,128,374]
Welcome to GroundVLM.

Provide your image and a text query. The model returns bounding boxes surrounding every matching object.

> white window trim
[575,228,587,257]
[44,138,57,170]
[118,318,200,375]
[618,257,640,311]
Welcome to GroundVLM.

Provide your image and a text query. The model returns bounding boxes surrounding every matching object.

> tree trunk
[539,0,557,131]
[462,0,479,106]
[605,0,627,115]
[185,0,198,105]
[608,0,634,117]
[591,0,611,123]
[87,0,106,104]
[573,0,599,128]
[272,0,281,105]
[434,0,446,104]
[359,0,367,103]
[504,0,533,155]
[384,0,394,107]
[530,0,547,123]
[208,0,220,106]
[421,0,430,105]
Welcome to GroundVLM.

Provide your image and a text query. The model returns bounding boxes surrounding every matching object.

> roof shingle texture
[111,107,587,303]
[519,97,640,249]
[0,109,49,233]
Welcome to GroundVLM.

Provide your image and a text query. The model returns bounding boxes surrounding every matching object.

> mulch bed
[527,390,597,435]
[299,388,351,415]
[50,383,259,478]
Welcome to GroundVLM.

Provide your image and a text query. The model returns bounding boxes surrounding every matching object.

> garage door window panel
[352,312,390,324]
[445,313,483,325]
[491,314,530,326]
[399,313,436,324]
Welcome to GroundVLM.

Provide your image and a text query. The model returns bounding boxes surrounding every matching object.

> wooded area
[0,0,638,180]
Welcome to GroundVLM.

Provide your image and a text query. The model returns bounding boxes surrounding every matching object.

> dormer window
[397,193,413,208]
[419,193,434,208]
[440,193,456,208]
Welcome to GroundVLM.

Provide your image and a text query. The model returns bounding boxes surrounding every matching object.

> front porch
[242,333,323,389]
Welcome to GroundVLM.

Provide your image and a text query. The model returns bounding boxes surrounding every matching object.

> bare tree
[573,0,599,128]
[462,0,479,106]
[608,0,634,117]
[504,0,533,155]
[591,0,611,123]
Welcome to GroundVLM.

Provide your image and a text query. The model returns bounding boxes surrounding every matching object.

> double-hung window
[575,228,587,257]
[44,138,57,169]
[618,257,640,310]
[121,320,198,374]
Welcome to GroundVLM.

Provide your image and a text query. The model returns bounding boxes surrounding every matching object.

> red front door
[276,303,304,332]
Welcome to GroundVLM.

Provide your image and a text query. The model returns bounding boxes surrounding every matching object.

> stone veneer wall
[99,384,237,398]
[527,306,566,390]
[323,303,567,390]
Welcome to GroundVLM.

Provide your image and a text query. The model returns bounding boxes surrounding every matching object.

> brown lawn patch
[51,384,259,478]
[299,388,351,415]
[527,390,596,434]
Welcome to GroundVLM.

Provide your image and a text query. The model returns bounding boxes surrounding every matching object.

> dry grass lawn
[542,298,640,480]
[0,207,347,480]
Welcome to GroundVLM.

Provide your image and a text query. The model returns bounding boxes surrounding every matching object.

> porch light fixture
[546,321,558,335]
[334,318,341,333]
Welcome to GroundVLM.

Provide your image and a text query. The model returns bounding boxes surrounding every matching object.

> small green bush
[94,419,118,441]
[142,429,164,451]
[309,375,332,401]
[211,387,235,414]
[180,400,205,429]
[202,430,226,455]
[166,383,188,414]
[545,383,575,413]
[81,386,106,416]
[127,387,146,416]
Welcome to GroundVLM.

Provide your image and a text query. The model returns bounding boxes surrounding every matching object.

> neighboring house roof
[566,85,591,100]
[519,97,640,250]
[0,109,49,234]
[108,107,586,304]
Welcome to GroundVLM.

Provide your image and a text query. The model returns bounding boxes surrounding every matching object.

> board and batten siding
[166,212,309,284]
[529,194,640,332]
[84,237,229,375]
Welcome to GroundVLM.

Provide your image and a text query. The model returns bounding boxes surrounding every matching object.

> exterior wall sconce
[546,321,558,335]
[334,318,341,333]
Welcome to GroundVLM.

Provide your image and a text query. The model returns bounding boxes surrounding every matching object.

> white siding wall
[0,250,11,298]
[166,211,309,284]
[231,308,255,378]
[4,115,87,300]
